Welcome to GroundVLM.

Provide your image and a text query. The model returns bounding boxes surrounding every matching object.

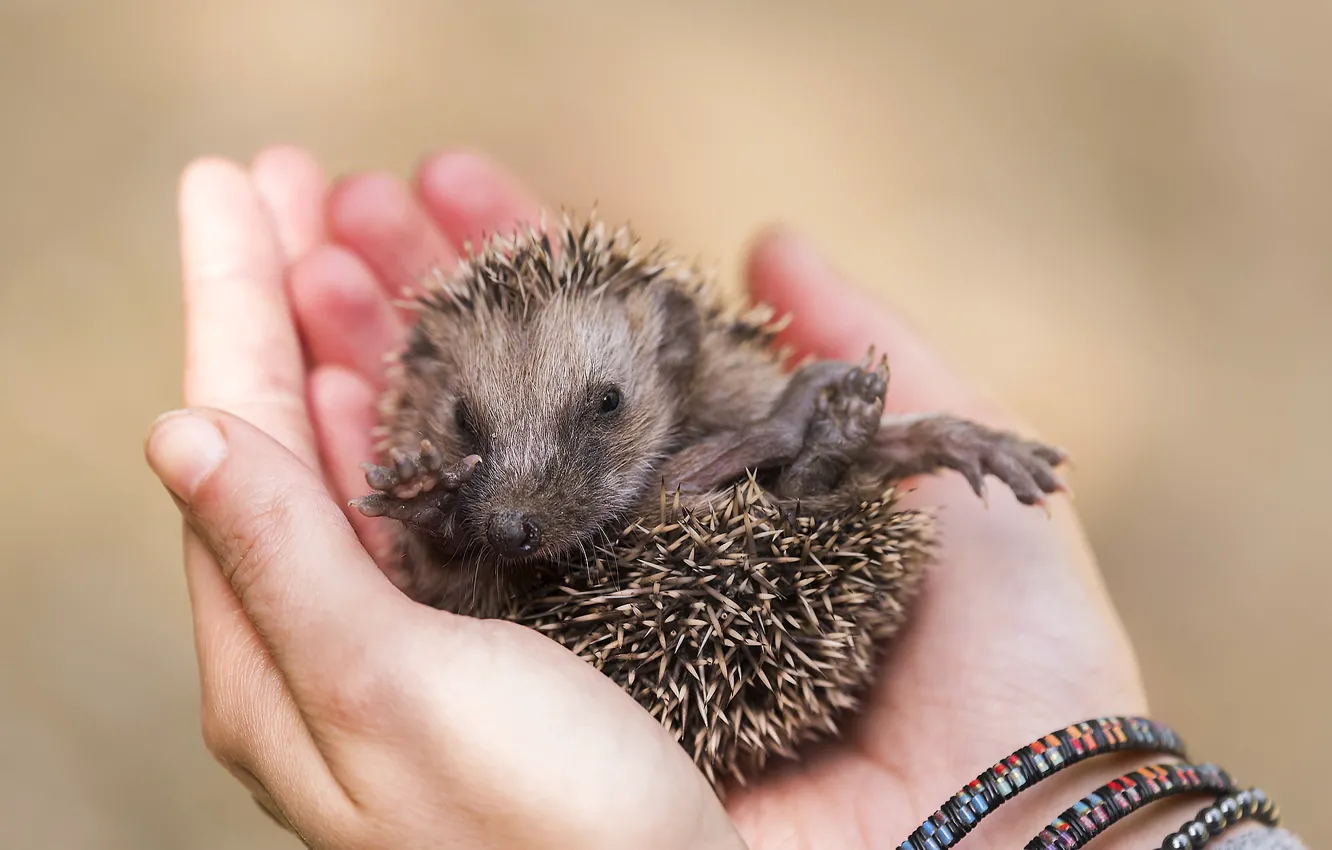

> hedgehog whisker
[576,537,592,583]
[460,537,485,609]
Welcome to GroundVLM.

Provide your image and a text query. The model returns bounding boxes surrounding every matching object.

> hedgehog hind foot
[871,415,1067,506]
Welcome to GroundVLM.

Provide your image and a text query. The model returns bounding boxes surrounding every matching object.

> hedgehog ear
[649,282,701,384]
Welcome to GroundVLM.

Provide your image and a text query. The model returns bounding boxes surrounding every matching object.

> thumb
[144,407,415,685]
[745,225,1018,427]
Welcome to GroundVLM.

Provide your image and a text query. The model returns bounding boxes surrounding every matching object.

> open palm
[170,144,1170,849]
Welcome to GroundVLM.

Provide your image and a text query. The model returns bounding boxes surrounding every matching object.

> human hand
[149,148,746,849]
[157,143,1209,850]
[285,148,1211,849]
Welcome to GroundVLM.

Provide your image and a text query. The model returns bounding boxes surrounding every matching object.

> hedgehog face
[407,283,699,563]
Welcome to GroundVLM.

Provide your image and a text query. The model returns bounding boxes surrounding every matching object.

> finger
[308,365,402,577]
[250,144,328,263]
[177,158,368,837]
[179,157,317,469]
[745,225,1015,427]
[144,407,417,687]
[180,528,342,833]
[327,172,458,309]
[414,149,545,253]
[290,244,406,387]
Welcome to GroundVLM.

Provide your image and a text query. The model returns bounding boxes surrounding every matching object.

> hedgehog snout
[486,508,543,557]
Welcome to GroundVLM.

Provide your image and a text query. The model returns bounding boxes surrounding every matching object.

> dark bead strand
[1024,762,1235,850]
[1158,787,1282,850]
[898,716,1187,850]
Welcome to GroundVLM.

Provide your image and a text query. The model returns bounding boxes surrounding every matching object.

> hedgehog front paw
[359,439,449,499]
[350,442,482,531]
[807,352,889,453]
[776,353,889,497]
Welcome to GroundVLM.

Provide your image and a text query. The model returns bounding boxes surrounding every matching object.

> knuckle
[193,617,291,773]
[196,638,267,769]
[200,699,249,770]
[211,490,298,603]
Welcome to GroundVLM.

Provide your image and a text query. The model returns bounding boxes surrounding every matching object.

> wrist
[984,753,1281,850]
[897,717,1288,850]
[982,751,1200,849]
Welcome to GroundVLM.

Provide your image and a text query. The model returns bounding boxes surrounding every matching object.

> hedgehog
[349,214,1066,790]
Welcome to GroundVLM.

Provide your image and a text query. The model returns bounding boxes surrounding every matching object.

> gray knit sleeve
[1210,827,1307,850]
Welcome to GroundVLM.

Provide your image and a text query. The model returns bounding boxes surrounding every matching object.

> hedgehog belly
[507,478,935,789]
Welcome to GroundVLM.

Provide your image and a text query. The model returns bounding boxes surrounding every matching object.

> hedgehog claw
[857,345,877,372]
[349,494,388,518]
[363,462,397,492]
[437,454,482,490]
[392,449,415,482]
[958,459,986,498]
[419,439,443,473]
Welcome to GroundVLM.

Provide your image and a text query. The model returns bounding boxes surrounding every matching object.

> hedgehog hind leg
[771,346,1068,508]
[658,356,875,496]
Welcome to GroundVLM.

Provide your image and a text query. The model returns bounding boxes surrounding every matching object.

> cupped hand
[155,144,1174,850]
[152,149,745,850]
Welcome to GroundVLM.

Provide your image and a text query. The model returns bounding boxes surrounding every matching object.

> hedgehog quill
[349,214,1066,790]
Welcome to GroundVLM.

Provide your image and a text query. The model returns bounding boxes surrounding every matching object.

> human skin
[146,144,1261,848]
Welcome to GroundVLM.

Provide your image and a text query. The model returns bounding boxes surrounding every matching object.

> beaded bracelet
[1157,787,1281,850]
[899,716,1186,850]
[1024,762,1235,850]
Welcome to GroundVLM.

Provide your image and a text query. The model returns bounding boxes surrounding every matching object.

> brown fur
[357,213,1065,618]
[349,213,1067,788]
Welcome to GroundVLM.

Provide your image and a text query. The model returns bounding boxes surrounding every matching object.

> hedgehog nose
[487,509,542,556]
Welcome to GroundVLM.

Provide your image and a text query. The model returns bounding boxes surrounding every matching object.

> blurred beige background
[1,1,1328,847]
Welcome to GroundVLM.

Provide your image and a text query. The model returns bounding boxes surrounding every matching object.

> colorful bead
[1165,833,1193,850]
[1155,787,1281,850]
[898,717,1186,850]
[1024,763,1235,850]
[1185,820,1210,846]
[1220,797,1241,824]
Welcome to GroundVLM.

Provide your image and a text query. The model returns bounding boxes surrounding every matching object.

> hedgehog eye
[598,386,623,416]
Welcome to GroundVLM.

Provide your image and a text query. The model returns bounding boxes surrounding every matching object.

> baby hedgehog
[350,215,1065,789]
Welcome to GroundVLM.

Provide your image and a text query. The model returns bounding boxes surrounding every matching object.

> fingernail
[145,410,227,502]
